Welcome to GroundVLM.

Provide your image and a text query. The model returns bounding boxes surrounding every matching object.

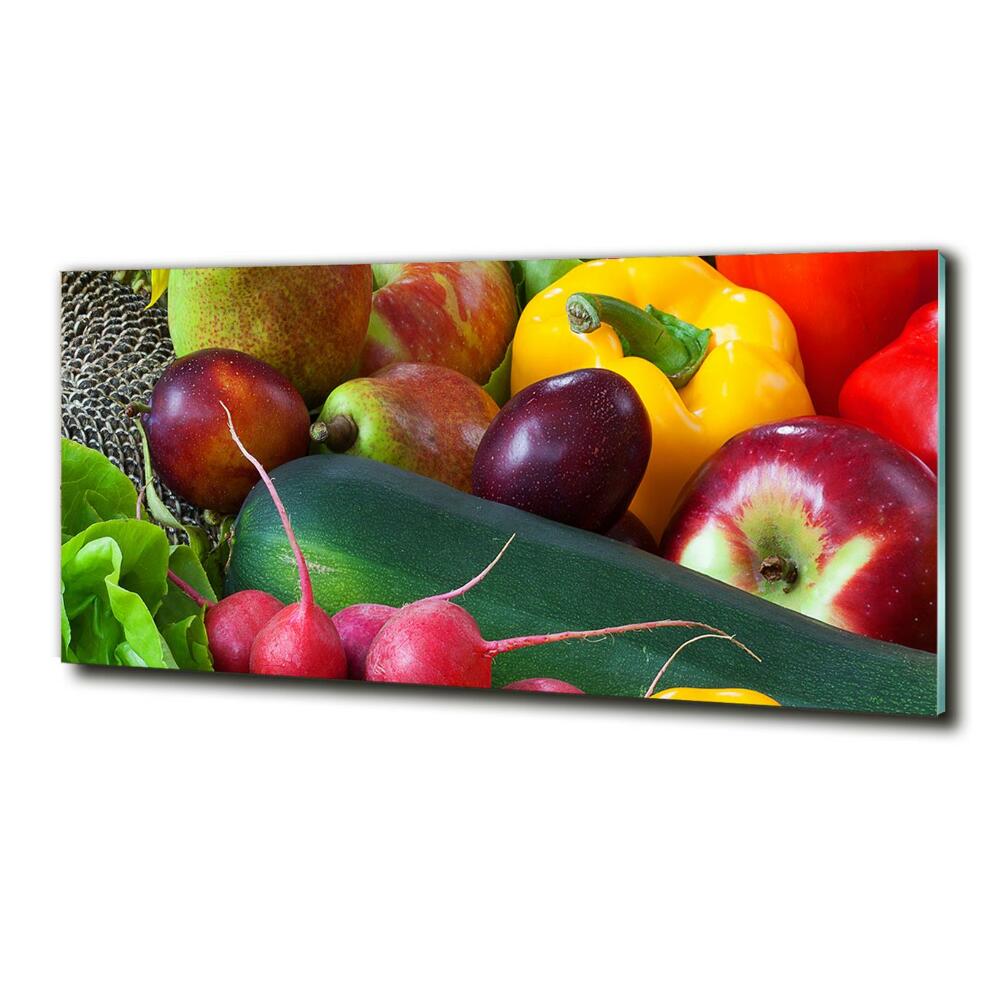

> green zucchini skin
[227,455,940,715]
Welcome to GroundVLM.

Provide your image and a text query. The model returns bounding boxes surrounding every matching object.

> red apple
[359,261,518,383]
[660,417,937,652]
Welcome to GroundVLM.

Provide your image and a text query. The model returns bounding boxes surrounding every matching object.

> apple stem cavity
[759,555,798,592]
[309,413,359,452]
[222,401,314,608]
[644,633,761,699]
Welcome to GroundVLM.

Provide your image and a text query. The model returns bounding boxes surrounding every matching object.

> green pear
[168,265,373,407]
[310,362,499,492]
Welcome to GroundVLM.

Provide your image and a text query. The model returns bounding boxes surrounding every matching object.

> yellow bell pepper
[651,687,781,706]
[510,257,814,539]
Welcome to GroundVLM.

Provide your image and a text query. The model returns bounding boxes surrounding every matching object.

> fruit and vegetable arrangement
[60,251,943,715]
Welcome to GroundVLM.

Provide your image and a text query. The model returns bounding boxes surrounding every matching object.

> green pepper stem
[565,293,712,388]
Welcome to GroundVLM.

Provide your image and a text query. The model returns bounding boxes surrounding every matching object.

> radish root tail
[644,633,761,699]
[137,478,215,609]
[426,533,517,603]
[488,618,726,656]
[166,569,215,608]
[221,401,314,607]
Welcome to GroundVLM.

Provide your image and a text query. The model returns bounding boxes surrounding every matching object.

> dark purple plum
[471,369,652,532]
[606,510,657,552]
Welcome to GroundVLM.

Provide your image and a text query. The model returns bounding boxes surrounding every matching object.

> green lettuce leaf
[160,545,217,617]
[484,342,513,406]
[508,259,582,310]
[61,520,172,669]
[199,516,234,599]
[61,439,139,541]
[60,438,220,672]
[154,545,216,670]
[158,615,212,671]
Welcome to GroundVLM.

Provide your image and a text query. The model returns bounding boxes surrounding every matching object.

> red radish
[504,678,585,694]
[365,599,726,688]
[166,569,286,673]
[250,601,346,678]
[332,603,396,680]
[332,534,516,681]
[205,590,285,673]
[166,568,286,675]
[149,505,286,675]
[221,402,347,679]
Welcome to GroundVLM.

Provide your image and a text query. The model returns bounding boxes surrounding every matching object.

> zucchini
[227,454,940,715]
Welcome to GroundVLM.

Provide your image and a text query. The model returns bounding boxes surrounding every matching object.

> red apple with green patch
[359,261,518,383]
[660,417,937,652]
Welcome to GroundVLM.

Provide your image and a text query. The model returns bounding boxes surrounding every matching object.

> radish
[222,403,347,679]
[143,489,286,674]
[504,678,585,694]
[332,603,396,680]
[333,534,516,680]
[365,599,730,688]
[165,569,285,673]
[205,590,285,673]
[136,434,288,675]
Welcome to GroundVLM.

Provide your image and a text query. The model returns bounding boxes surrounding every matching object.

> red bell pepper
[838,301,939,472]
[716,250,939,414]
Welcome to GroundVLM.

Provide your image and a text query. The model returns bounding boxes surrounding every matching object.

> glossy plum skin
[145,348,310,513]
[606,510,657,552]
[205,590,284,673]
[661,416,937,651]
[471,369,652,532]
[331,603,396,680]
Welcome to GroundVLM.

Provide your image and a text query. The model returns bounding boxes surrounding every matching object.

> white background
[2,2,997,998]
